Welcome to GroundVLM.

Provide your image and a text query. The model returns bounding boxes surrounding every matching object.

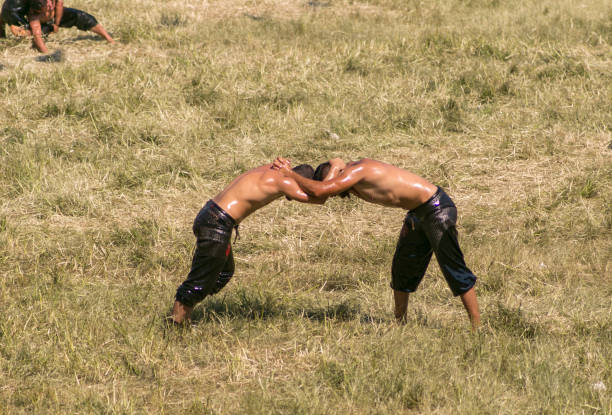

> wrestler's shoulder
[257,167,283,183]
[355,158,380,168]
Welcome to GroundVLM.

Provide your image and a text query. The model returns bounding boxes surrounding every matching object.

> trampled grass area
[1,0,611,413]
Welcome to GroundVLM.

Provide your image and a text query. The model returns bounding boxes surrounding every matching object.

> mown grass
[1,0,611,413]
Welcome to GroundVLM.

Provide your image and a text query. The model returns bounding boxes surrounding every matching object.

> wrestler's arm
[277,162,364,198]
[28,17,48,52]
[54,0,64,31]
[278,178,327,204]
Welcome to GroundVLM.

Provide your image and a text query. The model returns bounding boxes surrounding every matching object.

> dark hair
[291,164,315,179]
[313,162,330,181]
[29,0,46,11]
[313,161,350,198]
[285,164,314,201]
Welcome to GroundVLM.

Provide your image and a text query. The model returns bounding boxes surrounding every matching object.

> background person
[0,0,114,53]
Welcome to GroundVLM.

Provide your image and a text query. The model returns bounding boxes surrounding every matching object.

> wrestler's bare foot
[171,300,193,325]
[90,24,114,43]
[10,25,31,37]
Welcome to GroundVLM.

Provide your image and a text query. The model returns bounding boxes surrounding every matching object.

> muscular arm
[282,164,365,198]
[54,0,63,30]
[278,178,327,204]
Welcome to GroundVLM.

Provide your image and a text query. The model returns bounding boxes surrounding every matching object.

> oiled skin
[273,157,480,329]
[170,163,324,324]
[275,158,437,210]
[213,164,325,223]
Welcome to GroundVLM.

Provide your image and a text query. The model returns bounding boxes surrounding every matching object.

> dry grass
[1,0,611,413]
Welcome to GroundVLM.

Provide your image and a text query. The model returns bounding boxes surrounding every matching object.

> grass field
[1,0,611,413]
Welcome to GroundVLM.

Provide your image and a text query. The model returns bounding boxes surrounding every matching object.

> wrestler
[170,163,328,325]
[0,0,113,53]
[274,157,481,329]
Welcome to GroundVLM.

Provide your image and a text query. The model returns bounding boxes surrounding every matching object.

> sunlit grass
[0,0,611,413]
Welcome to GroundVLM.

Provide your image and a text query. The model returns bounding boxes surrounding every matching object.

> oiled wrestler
[171,163,329,325]
[274,157,481,329]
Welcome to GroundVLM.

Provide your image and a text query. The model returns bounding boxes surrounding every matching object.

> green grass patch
[0,0,610,412]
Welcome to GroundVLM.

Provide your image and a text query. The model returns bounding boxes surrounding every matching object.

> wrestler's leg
[424,195,480,330]
[460,286,480,330]
[172,242,230,324]
[393,290,410,323]
[391,214,432,323]
[212,247,235,294]
[431,228,479,329]
[60,8,114,43]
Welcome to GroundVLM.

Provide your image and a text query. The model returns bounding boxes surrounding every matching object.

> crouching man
[171,163,326,325]
[0,0,114,53]
[275,157,481,329]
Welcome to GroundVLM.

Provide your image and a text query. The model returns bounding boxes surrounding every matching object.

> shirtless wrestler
[0,0,113,53]
[274,157,481,329]
[170,163,328,325]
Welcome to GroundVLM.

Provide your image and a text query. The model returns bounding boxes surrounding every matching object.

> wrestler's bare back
[212,165,289,222]
[340,159,437,210]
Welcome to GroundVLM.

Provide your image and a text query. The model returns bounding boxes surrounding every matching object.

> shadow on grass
[35,49,64,63]
[189,289,386,324]
[70,34,106,42]
[488,302,542,339]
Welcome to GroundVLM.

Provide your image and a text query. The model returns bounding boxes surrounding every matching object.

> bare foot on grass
[90,24,115,44]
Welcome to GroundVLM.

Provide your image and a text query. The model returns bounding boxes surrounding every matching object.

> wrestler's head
[285,164,315,201]
[313,162,330,182]
[292,164,315,179]
[313,161,350,198]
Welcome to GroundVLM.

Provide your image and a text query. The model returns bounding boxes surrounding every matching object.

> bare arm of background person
[28,18,48,53]
[53,0,63,32]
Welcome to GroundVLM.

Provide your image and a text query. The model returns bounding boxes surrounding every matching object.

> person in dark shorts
[174,200,236,310]
[170,163,329,325]
[0,0,114,53]
[274,157,481,329]
[392,187,477,298]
